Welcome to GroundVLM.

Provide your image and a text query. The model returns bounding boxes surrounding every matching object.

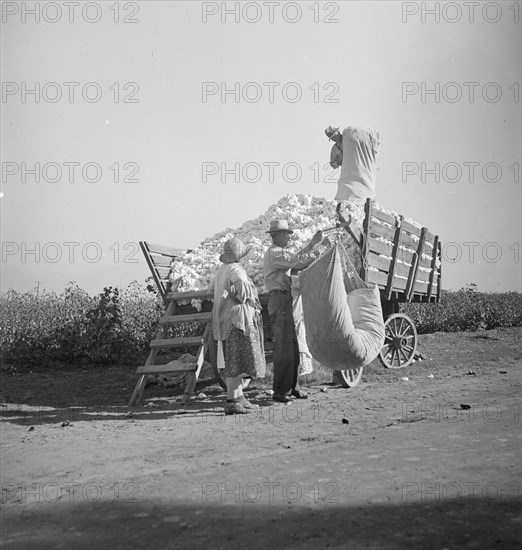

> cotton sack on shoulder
[299,243,385,371]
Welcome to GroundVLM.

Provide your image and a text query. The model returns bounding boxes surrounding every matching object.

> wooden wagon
[333,199,442,386]
[128,199,441,407]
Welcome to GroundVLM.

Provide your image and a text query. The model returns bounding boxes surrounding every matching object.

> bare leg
[240,377,252,391]
[226,377,244,400]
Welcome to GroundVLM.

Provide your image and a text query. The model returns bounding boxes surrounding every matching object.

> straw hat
[219,238,251,264]
[325,126,340,140]
[266,220,294,234]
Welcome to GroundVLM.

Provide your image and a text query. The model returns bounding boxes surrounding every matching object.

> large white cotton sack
[299,244,385,371]
[347,287,386,365]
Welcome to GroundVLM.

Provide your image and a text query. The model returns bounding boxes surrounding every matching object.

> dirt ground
[1,327,521,550]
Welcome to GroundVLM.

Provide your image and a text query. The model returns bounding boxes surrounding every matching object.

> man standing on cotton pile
[325,125,381,222]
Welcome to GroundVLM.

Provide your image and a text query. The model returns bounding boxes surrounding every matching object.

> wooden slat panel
[368,250,430,277]
[136,363,197,375]
[159,313,212,324]
[415,269,432,283]
[146,242,186,257]
[401,219,422,237]
[367,270,408,291]
[413,279,429,294]
[150,336,204,348]
[424,230,436,246]
[151,255,174,267]
[368,256,418,278]
[367,236,394,257]
[371,208,397,226]
[366,269,387,287]
[398,234,421,248]
[394,262,416,278]
[418,256,433,270]
[367,260,414,279]
[390,277,409,291]
[167,290,212,301]
[368,253,392,273]
[396,247,415,265]
[369,222,396,242]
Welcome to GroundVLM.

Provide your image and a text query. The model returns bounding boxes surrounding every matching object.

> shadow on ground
[0,385,279,426]
[2,498,520,550]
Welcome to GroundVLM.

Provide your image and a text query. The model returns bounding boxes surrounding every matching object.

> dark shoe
[272,393,293,403]
[291,389,308,399]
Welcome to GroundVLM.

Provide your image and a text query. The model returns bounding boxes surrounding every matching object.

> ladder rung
[150,336,203,348]
[159,312,212,324]
[136,363,197,375]
[167,290,212,301]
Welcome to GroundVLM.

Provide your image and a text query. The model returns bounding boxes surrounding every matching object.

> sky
[1,0,521,295]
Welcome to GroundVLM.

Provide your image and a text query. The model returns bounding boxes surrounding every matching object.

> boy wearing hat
[263,221,322,403]
[325,125,381,220]
[325,126,343,169]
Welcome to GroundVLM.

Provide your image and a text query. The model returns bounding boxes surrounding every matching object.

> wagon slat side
[345,199,443,369]
[359,201,442,305]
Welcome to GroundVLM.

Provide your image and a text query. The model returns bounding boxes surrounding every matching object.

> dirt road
[1,329,521,549]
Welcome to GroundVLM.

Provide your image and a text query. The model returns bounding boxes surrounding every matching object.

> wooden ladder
[128,246,215,408]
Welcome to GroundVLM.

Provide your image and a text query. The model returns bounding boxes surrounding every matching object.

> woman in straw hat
[209,237,266,415]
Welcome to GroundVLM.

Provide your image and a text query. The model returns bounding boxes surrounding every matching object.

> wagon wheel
[379,313,417,369]
[333,367,363,388]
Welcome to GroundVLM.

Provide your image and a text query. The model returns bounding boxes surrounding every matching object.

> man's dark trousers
[268,293,301,396]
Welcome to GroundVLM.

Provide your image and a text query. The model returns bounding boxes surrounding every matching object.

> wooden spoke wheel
[379,313,418,369]
[333,367,363,388]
